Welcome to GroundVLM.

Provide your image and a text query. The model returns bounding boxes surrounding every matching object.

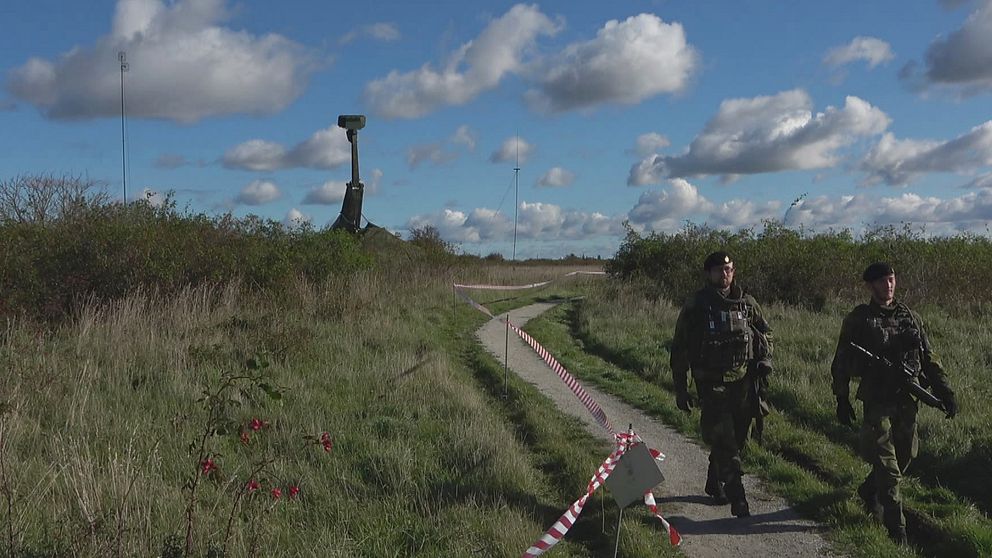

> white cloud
[405,201,621,243]
[452,125,477,151]
[526,13,698,113]
[5,0,314,122]
[824,36,894,68]
[490,136,534,164]
[224,140,286,172]
[367,22,401,41]
[785,188,992,233]
[339,22,401,45]
[631,132,671,157]
[628,89,890,182]
[536,166,575,187]
[302,181,347,205]
[963,172,992,188]
[627,178,713,230]
[363,4,560,118]
[407,142,457,168]
[223,126,351,171]
[709,198,782,228]
[860,121,992,186]
[627,155,666,186]
[284,208,312,228]
[236,179,281,205]
[913,0,992,95]
[367,168,384,195]
[626,178,781,232]
[138,187,166,207]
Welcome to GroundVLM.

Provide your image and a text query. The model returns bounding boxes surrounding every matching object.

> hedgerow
[0,195,372,320]
[607,221,992,311]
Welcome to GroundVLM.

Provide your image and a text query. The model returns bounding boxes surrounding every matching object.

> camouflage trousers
[859,395,919,535]
[697,378,752,500]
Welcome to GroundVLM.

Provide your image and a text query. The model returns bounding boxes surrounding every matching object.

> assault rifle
[849,342,948,414]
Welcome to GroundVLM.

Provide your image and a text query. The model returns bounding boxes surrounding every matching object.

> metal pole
[118,51,128,203]
[613,423,634,558]
[612,507,624,558]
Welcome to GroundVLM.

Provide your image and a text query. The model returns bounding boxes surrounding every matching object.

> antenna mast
[119,51,129,203]
[512,135,519,262]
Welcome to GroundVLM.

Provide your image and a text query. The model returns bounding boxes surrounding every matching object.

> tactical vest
[693,289,754,371]
[857,302,923,378]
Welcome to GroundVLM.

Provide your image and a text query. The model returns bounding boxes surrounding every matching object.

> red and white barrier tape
[504,319,614,435]
[453,270,605,291]
[521,431,679,557]
[453,273,681,554]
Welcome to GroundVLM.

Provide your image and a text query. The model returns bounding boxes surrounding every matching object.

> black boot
[730,496,750,518]
[857,474,883,519]
[704,459,728,504]
[725,477,750,518]
[888,526,908,546]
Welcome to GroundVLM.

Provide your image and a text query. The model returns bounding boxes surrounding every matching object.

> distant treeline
[0,177,372,320]
[607,222,992,311]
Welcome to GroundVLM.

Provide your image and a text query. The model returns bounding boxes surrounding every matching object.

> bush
[607,220,992,311]
[0,190,373,320]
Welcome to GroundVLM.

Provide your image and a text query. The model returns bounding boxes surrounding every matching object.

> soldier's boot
[887,526,908,546]
[704,459,728,505]
[725,477,750,518]
[882,501,907,546]
[857,474,883,519]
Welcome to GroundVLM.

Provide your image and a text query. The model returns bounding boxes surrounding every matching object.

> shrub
[0,187,373,320]
[607,221,992,311]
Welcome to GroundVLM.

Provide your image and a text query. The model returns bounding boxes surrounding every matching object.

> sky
[2,0,992,259]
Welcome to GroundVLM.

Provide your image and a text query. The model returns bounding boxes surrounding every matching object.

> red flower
[288,485,300,499]
[246,479,260,493]
[250,418,266,432]
[200,458,217,476]
[320,432,333,452]
[240,431,251,445]
[270,487,282,500]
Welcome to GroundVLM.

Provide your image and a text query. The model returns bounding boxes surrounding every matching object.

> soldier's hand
[836,396,856,427]
[755,361,773,376]
[676,389,694,413]
[942,391,958,419]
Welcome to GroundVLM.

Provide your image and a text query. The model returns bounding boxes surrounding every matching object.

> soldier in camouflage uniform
[671,251,773,518]
[831,262,957,544]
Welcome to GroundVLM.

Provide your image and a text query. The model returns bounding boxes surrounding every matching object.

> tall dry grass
[1,262,661,557]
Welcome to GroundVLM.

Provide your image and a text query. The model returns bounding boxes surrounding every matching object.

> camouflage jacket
[831,299,950,403]
[671,283,773,389]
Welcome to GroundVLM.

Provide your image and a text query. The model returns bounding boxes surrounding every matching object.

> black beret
[703,251,733,271]
[862,262,895,282]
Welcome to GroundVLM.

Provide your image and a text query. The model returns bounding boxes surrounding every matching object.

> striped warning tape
[522,431,678,556]
[453,273,681,554]
[504,319,614,435]
[453,270,605,291]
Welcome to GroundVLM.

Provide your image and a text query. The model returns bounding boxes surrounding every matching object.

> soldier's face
[708,263,734,289]
[868,273,896,303]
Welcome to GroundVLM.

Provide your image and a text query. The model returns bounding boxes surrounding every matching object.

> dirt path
[478,302,841,558]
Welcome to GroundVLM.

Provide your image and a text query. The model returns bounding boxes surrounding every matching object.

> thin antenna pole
[512,135,520,262]
[119,51,129,203]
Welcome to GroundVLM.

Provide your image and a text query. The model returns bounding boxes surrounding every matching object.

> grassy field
[520,278,992,558]
[0,263,684,557]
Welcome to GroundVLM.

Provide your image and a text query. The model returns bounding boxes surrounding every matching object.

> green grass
[0,264,681,557]
[519,279,992,558]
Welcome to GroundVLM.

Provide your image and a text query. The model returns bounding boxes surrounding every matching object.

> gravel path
[478,302,841,558]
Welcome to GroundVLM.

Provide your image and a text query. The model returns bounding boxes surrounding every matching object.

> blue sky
[2,0,991,258]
